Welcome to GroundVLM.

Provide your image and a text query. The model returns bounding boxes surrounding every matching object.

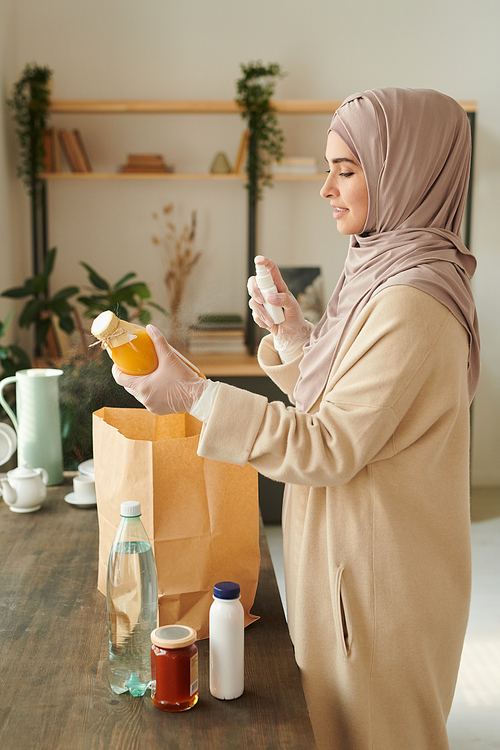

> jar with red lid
[150,625,198,711]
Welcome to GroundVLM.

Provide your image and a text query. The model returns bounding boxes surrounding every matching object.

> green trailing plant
[1,247,79,358]
[78,262,167,325]
[236,61,286,199]
[0,310,32,379]
[7,63,53,200]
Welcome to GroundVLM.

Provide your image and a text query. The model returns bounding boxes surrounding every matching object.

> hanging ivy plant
[7,63,53,200]
[235,61,286,199]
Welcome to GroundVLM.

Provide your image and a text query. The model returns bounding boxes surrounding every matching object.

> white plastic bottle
[255,261,285,325]
[209,581,244,700]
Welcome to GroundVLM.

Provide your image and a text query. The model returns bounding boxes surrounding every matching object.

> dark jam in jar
[150,625,198,712]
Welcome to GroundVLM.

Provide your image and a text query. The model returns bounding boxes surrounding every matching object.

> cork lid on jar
[151,625,197,649]
[91,310,120,339]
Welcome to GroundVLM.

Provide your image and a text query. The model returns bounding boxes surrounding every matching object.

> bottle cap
[255,262,273,285]
[91,310,119,339]
[151,625,197,648]
[120,501,141,517]
[213,581,240,600]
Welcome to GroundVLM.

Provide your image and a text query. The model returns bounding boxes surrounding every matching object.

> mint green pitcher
[0,368,64,485]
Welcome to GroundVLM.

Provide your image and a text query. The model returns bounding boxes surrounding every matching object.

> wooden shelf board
[48,98,477,115]
[48,99,343,115]
[40,172,325,181]
[187,352,263,377]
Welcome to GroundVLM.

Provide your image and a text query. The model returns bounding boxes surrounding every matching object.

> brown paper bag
[93,407,260,639]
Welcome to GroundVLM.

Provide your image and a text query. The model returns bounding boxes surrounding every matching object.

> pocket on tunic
[333,566,351,658]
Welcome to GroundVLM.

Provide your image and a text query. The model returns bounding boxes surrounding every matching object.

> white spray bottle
[255,261,285,325]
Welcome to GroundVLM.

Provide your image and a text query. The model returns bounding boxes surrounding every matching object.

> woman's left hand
[112,325,208,415]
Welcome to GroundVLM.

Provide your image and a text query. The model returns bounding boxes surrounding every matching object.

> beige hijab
[294,88,480,412]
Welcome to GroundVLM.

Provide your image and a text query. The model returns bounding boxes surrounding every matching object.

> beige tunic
[198,285,472,750]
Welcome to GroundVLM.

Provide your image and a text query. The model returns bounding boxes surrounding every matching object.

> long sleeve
[198,286,469,487]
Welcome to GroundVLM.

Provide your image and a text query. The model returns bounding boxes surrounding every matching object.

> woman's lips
[332,207,348,219]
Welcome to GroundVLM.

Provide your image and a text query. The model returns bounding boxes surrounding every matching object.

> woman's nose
[320,174,338,199]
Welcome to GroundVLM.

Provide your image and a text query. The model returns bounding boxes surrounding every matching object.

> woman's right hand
[247,256,311,352]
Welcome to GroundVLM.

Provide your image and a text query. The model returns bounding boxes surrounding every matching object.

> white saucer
[64,491,96,508]
[0,423,17,466]
[78,459,95,478]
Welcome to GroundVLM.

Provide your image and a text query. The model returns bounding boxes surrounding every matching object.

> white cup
[72,475,96,504]
[0,423,17,467]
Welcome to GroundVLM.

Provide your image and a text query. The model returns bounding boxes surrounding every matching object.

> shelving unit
[39,97,477,523]
[41,97,477,360]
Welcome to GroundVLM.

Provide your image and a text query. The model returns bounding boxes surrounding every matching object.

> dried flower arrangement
[152,204,202,349]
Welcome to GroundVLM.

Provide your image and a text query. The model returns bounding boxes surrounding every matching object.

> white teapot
[0,462,49,513]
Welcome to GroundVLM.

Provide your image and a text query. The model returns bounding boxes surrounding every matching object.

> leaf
[57,315,75,334]
[19,298,45,327]
[138,309,152,325]
[0,309,16,338]
[35,318,51,346]
[114,304,129,320]
[147,301,168,315]
[7,344,31,367]
[43,247,57,278]
[32,272,48,296]
[1,285,31,299]
[80,262,110,291]
[123,282,151,300]
[52,285,80,301]
[114,272,137,289]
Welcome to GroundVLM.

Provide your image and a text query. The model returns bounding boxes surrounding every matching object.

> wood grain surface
[0,476,315,749]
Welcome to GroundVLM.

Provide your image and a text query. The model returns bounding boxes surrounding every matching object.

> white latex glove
[112,324,210,415]
[247,255,311,352]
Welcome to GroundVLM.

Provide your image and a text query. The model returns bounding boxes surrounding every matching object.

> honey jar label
[190,652,199,697]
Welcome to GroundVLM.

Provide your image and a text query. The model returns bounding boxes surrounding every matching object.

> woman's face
[320,130,369,236]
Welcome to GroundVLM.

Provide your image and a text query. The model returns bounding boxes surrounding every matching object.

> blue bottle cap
[213,581,240,600]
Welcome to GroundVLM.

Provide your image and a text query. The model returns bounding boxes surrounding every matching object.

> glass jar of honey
[150,625,198,712]
[91,310,159,375]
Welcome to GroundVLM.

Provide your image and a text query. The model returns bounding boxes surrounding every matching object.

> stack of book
[270,157,317,175]
[120,154,173,173]
[188,314,246,355]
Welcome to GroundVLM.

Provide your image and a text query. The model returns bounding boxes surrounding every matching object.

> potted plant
[7,62,52,199]
[235,61,286,352]
[236,61,286,199]
[7,63,53,276]
[1,247,79,359]
[77,261,167,328]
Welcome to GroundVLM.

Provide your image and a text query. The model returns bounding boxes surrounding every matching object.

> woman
[113,88,480,749]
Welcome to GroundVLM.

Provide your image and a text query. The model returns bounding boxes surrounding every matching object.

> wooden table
[0,477,315,749]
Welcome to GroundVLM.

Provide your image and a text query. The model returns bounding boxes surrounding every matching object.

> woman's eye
[340,172,354,178]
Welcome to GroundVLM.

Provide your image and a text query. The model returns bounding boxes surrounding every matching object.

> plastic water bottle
[209,581,244,699]
[106,500,158,696]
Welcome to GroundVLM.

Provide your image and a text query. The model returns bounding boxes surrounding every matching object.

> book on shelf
[42,128,60,173]
[73,130,92,172]
[195,313,244,329]
[188,314,246,354]
[58,129,92,172]
[233,130,249,174]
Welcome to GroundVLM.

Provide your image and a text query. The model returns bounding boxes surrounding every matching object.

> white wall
[2,0,500,483]
[0,0,25,338]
